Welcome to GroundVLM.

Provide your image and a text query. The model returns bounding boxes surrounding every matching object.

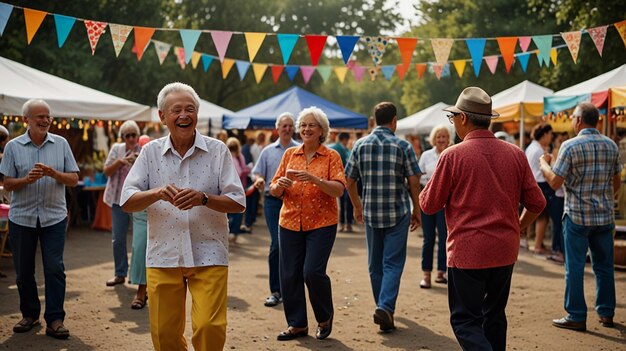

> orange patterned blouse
[272,144,346,232]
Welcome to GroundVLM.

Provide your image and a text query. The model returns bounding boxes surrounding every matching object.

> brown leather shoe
[13,317,40,333]
[599,316,614,328]
[105,276,125,286]
[46,320,70,339]
[552,317,586,331]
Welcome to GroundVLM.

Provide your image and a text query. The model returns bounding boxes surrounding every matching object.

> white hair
[22,99,51,117]
[118,120,141,139]
[297,107,330,143]
[275,112,295,129]
[157,82,200,111]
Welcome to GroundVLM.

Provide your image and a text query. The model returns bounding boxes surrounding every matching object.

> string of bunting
[0,2,625,84]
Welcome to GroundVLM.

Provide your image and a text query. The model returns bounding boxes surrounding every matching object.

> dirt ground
[1,217,625,351]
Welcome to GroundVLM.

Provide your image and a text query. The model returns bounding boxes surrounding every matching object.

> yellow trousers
[147,266,228,351]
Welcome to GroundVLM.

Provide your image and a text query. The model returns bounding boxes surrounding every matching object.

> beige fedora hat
[443,87,500,118]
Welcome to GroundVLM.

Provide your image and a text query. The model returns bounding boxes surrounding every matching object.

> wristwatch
[201,192,209,206]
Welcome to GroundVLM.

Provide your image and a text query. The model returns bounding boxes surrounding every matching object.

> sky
[390,0,420,35]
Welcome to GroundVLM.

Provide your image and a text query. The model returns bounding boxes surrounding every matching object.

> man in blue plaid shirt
[345,102,422,333]
[540,102,621,332]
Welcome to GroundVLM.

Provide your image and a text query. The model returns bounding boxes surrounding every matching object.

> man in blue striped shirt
[0,99,79,339]
[540,102,621,331]
[345,102,422,332]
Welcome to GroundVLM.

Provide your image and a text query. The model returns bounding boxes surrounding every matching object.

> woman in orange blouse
[270,107,346,341]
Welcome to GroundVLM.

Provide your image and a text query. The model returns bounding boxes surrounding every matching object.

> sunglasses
[124,133,137,139]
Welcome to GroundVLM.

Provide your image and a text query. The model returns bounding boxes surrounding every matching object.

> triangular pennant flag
[395,37,418,69]
[352,65,367,82]
[109,23,132,57]
[365,36,390,66]
[415,63,427,79]
[465,38,486,77]
[550,48,558,66]
[191,51,202,69]
[615,20,626,48]
[221,58,235,79]
[211,30,233,62]
[317,66,332,83]
[368,66,380,81]
[24,8,47,44]
[336,36,360,64]
[519,36,531,52]
[271,65,284,84]
[244,32,266,62]
[252,63,268,84]
[284,65,299,82]
[516,52,531,72]
[442,63,451,78]
[381,65,395,80]
[84,20,107,55]
[175,46,186,69]
[432,64,443,80]
[180,29,202,63]
[0,3,13,36]
[305,35,327,66]
[431,38,454,65]
[235,61,251,80]
[153,40,171,65]
[134,26,156,61]
[496,37,517,73]
[334,67,348,84]
[587,25,608,56]
[277,34,299,65]
[535,49,544,67]
[201,54,213,71]
[53,14,75,48]
[300,66,316,84]
[452,60,466,78]
[484,56,498,74]
[561,31,582,63]
[532,35,552,66]
[396,64,407,81]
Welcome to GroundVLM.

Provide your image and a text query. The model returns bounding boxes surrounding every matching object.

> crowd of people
[0,83,621,351]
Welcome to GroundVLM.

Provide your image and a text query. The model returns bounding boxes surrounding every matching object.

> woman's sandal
[131,295,148,310]
[419,278,431,289]
[277,326,308,341]
[435,275,448,284]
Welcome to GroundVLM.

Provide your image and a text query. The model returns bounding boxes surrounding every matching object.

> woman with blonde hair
[418,125,453,288]
[227,137,251,243]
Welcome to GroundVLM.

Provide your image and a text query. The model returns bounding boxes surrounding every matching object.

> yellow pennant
[252,63,268,84]
[550,48,558,66]
[452,60,466,78]
[244,32,266,62]
[191,51,202,69]
[221,58,235,79]
[24,9,47,44]
[334,67,348,84]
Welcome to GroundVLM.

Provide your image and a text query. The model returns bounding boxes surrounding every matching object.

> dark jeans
[245,188,259,227]
[421,209,447,272]
[549,196,564,253]
[228,213,243,235]
[279,224,336,328]
[9,218,68,324]
[448,264,514,351]
[264,195,282,294]
[338,192,353,226]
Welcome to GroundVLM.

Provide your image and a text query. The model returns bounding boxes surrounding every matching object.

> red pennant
[395,37,418,69]
[415,63,427,79]
[133,26,156,61]
[271,65,284,84]
[305,35,327,66]
[396,64,407,81]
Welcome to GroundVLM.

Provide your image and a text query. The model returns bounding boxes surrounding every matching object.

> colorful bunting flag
[317,66,332,83]
[334,67,348,84]
[53,14,76,48]
[284,65,299,81]
[201,54,213,71]
[244,32,266,62]
[236,61,250,80]
[180,29,202,63]
[365,36,390,66]
[452,60,466,78]
[550,48,558,66]
[532,35,552,66]
[191,51,202,69]
[109,23,132,57]
[519,36,531,52]
[561,31,582,63]
[153,40,171,65]
[305,35,327,66]
[336,36,360,64]
[277,33,299,65]
[432,64,443,80]
[466,38,486,77]
[431,38,454,65]
[84,20,107,55]
[396,63,407,81]
[300,66,316,84]
[252,63,268,84]
[381,65,395,80]
[516,52,531,72]
[496,37,517,73]
[352,65,367,82]
[271,65,284,84]
[175,46,186,69]
[395,37,418,69]
[484,56,498,74]
[134,26,156,61]
[0,3,13,36]
[211,30,233,62]
[24,8,47,44]
[221,58,235,79]
[615,20,626,48]
[587,25,608,56]
[415,63,427,79]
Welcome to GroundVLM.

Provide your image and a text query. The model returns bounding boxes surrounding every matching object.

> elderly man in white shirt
[121,82,245,351]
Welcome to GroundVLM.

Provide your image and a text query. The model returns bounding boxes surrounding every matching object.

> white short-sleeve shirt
[120,131,245,268]
[525,140,546,183]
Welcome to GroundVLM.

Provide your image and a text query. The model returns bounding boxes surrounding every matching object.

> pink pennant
[300,66,316,85]
[210,30,233,62]
[84,20,107,55]
[352,65,367,82]
[432,64,443,80]
[587,25,608,56]
[175,47,186,70]
[518,36,531,52]
[484,56,498,74]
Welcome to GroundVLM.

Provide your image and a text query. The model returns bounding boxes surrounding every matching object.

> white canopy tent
[553,64,626,96]
[0,56,151,121]
[150,99,232,136]
[396,102,451,138]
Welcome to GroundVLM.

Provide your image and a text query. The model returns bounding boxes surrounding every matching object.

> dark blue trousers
[264,195,282,294]
[244,188,260,227]
[448,264,514,351]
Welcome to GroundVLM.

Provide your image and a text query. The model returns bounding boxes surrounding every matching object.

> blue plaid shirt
[345,126,421,228]
[552,128,621,226]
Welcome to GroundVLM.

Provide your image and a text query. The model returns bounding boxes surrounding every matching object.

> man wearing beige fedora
[419,87,546,351]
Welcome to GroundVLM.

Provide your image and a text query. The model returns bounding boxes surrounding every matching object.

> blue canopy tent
[223,86,368,129]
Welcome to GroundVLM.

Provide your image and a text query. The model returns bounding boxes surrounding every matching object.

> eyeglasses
[124,133,137,139]
[446,113,458,124]
[299,123,319,129]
